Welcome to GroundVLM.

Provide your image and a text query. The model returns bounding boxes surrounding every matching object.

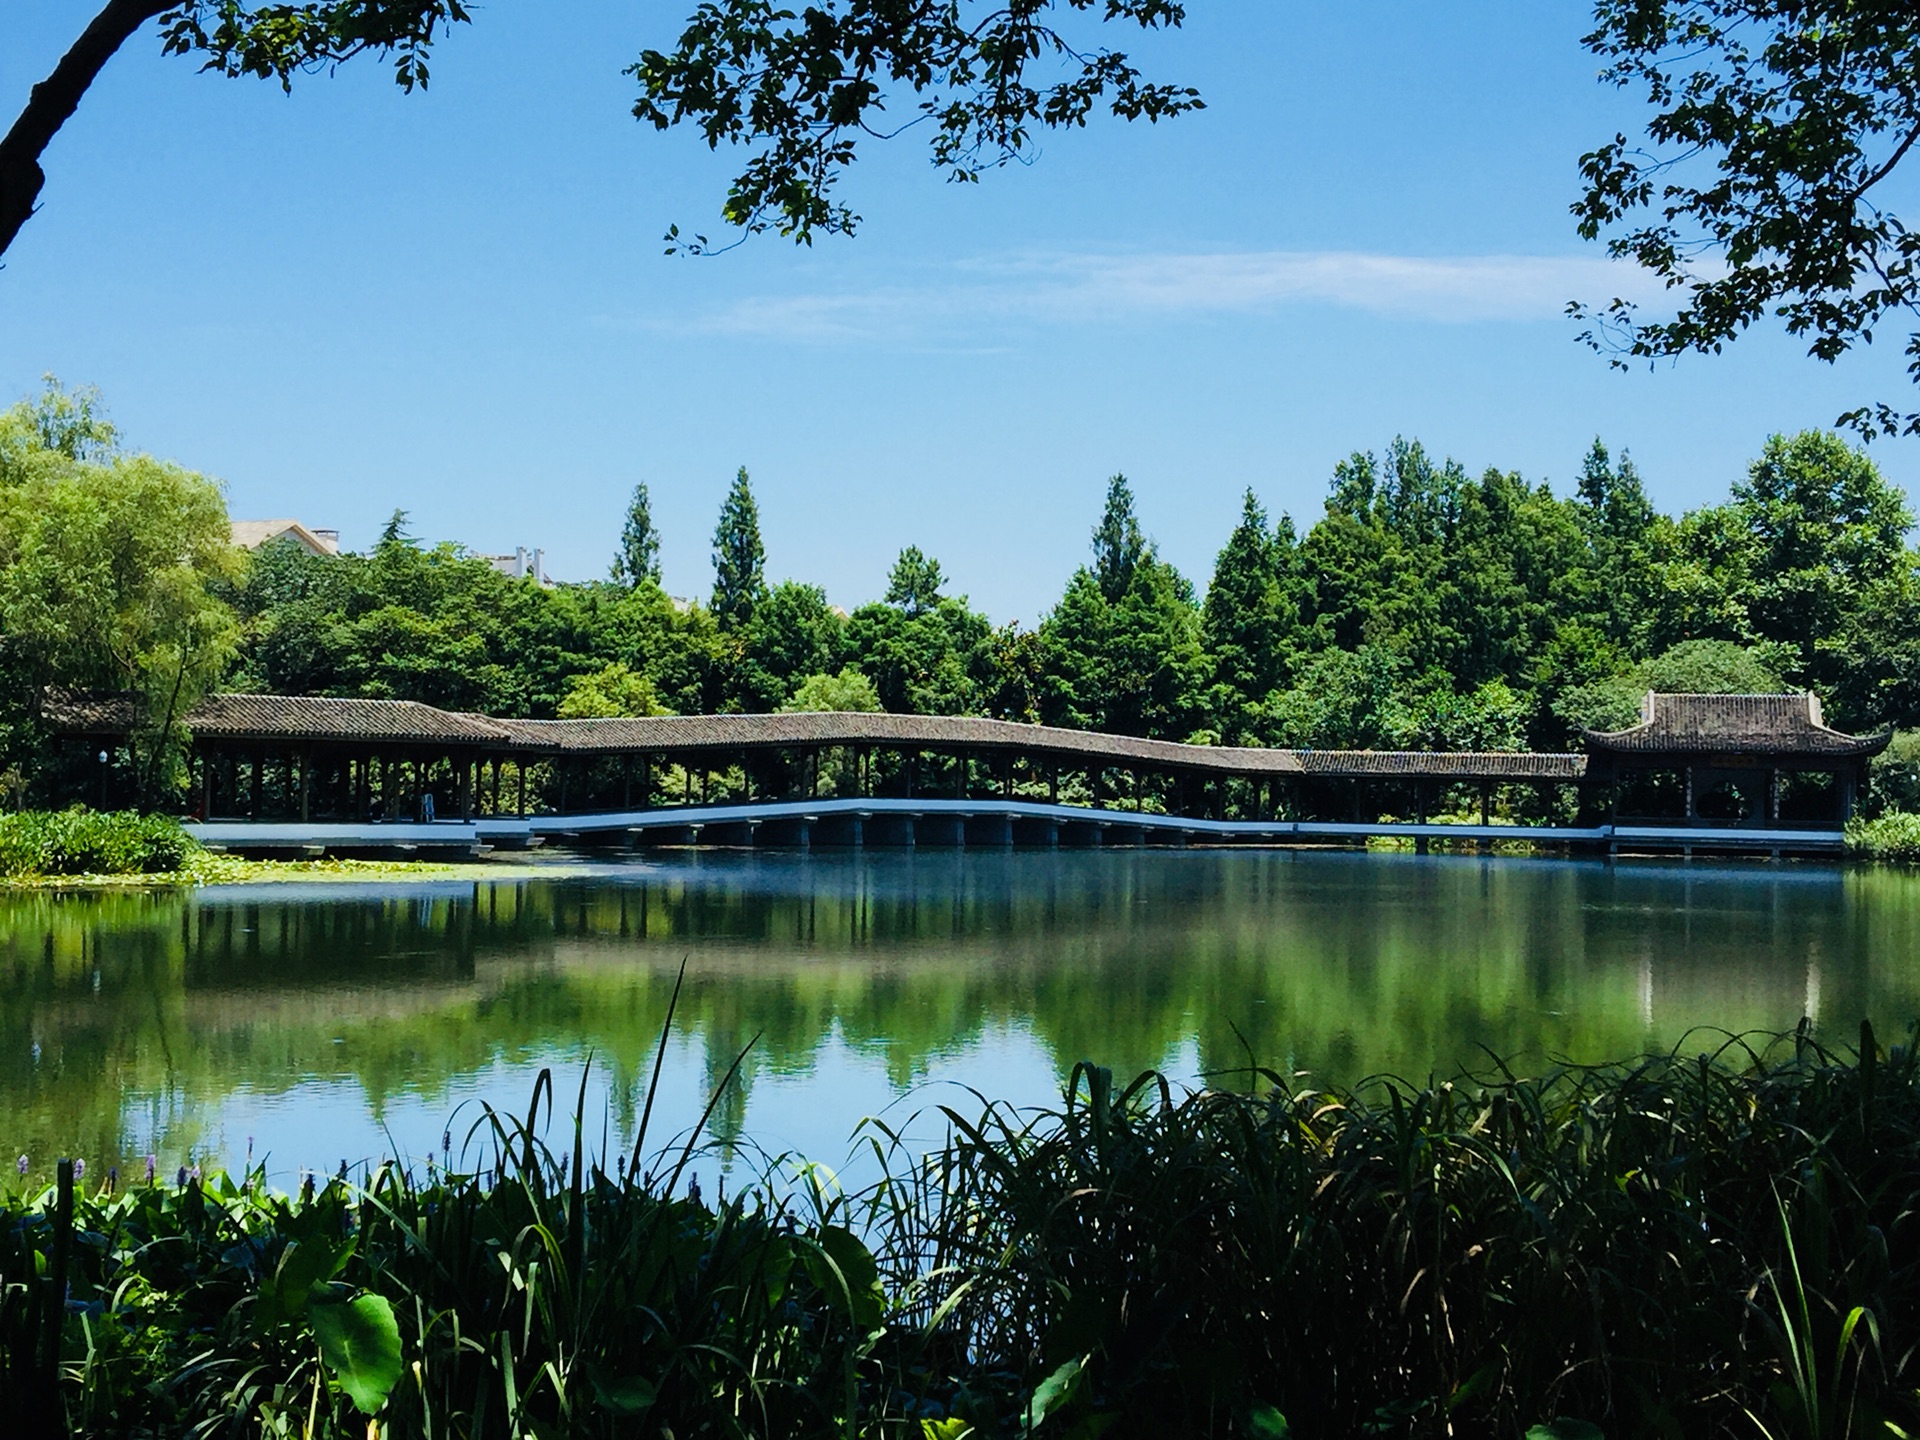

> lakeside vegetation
[0,807,478,886]
[4,381,1920,828]
[5,1026,1918,1437]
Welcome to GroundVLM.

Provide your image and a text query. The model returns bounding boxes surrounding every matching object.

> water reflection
[3,851,1918,1181]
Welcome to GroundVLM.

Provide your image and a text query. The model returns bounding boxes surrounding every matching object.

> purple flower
[145,1155,156,1183]
[15,1155,26,1177]
[72,1159,85,1180]
[175,1166,188,1187]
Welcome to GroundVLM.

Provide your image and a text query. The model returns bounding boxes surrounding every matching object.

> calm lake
[5,849,1920,1186]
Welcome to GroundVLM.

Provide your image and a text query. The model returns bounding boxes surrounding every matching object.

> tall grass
[8,1022,1920,1437]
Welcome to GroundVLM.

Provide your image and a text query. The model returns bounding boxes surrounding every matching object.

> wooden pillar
[953,751,966,799]
[622,754,632,810]
[517,761,527,818]
[299,746,312,823]
[200,749,213,819]
[1684,765,1695,820]
[1048,763,1059,805]
[559,760,570,815]
[250,745,264,820]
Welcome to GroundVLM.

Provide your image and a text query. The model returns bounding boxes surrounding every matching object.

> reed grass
[7,1020,1920,1438]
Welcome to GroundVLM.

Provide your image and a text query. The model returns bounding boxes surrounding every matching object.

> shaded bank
[5,1028,1919,1437]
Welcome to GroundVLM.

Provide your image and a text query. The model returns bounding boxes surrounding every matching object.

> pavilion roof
[1583,692,1889,759]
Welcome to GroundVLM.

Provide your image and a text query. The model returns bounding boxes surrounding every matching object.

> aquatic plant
[0,808,198,879]
[4,1023,1919,1437]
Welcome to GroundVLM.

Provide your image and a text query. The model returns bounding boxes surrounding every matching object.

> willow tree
[0,380,240,802]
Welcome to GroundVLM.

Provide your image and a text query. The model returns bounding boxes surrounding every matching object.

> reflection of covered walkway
[46,690,1888,856]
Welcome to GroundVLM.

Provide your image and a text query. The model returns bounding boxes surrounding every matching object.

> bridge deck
[187,798,1844,856]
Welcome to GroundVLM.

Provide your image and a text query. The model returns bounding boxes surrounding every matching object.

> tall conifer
[711,466,766,628]
[613,481,662,587]
[1091,474,1146,602]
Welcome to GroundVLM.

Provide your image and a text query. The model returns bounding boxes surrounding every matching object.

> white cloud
[668,249,1674,342]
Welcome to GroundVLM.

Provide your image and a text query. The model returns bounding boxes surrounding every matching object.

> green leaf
[589,1369,657,1415]
[309,1293,404,1416]
[1527,1422,1604,1440]
[1024,1354,1086,1431]
[804,1224,886,1334]
[1246,1403,1291,1439]
[259,1235,349,1327]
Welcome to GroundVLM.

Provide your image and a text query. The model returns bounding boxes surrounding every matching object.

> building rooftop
[1584,692,1889,759]
[230,520,340,556]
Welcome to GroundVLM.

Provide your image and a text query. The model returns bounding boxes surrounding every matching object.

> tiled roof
[65,690,1877,777]
[1585,692,1889,758]
[191,694,518,744]
[45,692,517,746]
[1294,750,1588,780]
[523,711,1308,772]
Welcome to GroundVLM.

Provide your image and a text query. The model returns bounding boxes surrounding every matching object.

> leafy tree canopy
[780,666,883,714]
[884,547,945,617]
[558,660,664,719]
[0,379,238,801]
[3,0,1197,260]
[1575,0,1920,435]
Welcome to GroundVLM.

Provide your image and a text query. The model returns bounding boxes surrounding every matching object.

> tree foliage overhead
[1,0,473,257]
[1575,0,1920,434]
[3,0,1197,261]
[631,0,1202,252]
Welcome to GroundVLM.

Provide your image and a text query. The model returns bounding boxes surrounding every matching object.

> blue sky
[3,1,1914,622]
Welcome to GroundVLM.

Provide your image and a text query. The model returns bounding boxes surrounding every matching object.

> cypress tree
[711,466,766,628]
[612,481,662,587]
[1204,489,1299,713]
[1092,474,1146,602]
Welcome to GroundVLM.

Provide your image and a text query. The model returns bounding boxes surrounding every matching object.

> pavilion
[1583,692,1888,829]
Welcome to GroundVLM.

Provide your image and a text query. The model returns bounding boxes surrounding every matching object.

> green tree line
[3,379,1916,804]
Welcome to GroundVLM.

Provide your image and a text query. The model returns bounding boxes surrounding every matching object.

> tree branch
[0,0,172,259]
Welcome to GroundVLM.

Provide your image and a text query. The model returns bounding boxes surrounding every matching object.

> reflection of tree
[5,858,1920,1173]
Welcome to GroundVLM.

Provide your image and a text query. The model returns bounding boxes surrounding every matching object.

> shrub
[0,807,199,877]
[1846,810,1920,863]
